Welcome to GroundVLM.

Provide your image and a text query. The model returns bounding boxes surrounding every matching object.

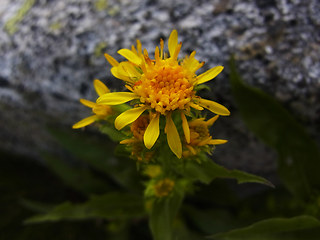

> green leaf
[20,199,53,213]
[183,159,273,187]
[229,57,320,198]
[210,215,320,240]
[43,153,110,195]
[173,217,207,240]
[99,124,127,142]
[48,127,115,172]
[149,188,185,240]
[48,127,140,190]
[24,192,145,224]
[111,103,132,113]
[183,206,238,235]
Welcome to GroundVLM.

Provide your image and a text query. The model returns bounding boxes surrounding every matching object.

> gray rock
[0,0,319,177]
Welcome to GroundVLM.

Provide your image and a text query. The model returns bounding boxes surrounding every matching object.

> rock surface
[0,0,319,177]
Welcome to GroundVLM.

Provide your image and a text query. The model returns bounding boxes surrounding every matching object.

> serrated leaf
[229,57,320,198]
[184,160,273,187]
[210,215,320,240]
[24,192,145,224]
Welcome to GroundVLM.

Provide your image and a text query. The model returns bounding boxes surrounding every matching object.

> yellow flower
[154,178,175,197]
[120,115,153,162]
[143,165,162,178]
[98,30,230,158]
[123,140,154,162]
[129,114,150,141]
[183,115,227,157]
[72,79,112,129]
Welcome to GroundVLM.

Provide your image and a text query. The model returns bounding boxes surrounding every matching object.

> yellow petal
[165,114,182,158]
[120,138,137,144]
[155,46,160,63]
[168,29,178,58]
[208,139,228,145]
[186,145,197,155]
[198,98,230,116]
[104,53,119,67]
[171,42,182,60]
[196,66,224,85]
[144,113,160,149]
[160,38,164,59]
[136,40,142,55]
[180,112,190,143]
[72,115,98,129]
[198,138,212,146]
[80,99,95,108]
[118,62,141,78]
[94,79,110,96]
[117,49,142,65]
[206,115,219,126]
[115,106,147,130]
[189,102,204,110]
[131,44,137,54]
[97,92,138,105]
[183,51,204,74]
[110,67,132,82]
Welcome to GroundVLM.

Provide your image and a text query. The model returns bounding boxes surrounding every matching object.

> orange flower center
[133,61,194,114]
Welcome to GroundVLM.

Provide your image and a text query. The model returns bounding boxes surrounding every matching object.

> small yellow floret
[154,178,175,197]
[183,116,227,157]
[144,165,162,178]
[131,115,150,141]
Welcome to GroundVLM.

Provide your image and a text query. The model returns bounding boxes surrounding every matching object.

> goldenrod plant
[17,36,320,238]
[70,30,271,240]
[20,34,320,239]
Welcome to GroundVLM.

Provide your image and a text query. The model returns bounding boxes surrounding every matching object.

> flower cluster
[73,30,230,182]
[92,30,230,158]
[68,30,276,240]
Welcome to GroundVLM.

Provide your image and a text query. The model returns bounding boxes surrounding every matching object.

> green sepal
[194,84,211,92]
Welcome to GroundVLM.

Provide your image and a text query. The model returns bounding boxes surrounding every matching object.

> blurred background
[1,0,319,239]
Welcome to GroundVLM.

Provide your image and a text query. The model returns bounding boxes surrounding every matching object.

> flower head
[73,79,112,129]
[143,165,162,178]
[120,115,154,162]
[153,178,175,197]
[98,30,230,158]
[183,115,227,157]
